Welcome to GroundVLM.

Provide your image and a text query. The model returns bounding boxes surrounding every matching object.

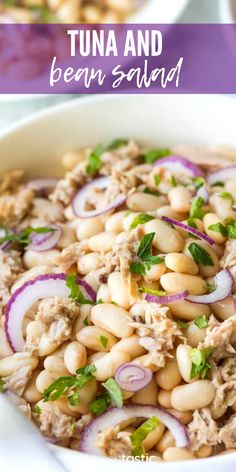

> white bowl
[0,94,236,472]
[129,0,189,23]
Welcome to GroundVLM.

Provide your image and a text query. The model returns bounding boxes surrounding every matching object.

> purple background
[1,24,236,94]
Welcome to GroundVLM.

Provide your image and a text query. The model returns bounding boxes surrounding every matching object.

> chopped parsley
[102,378,123,408]
[86,145,104,174]
[139,287,167,296]
[219,191,233,205]
[100,335,108,349]
[90,378,123,415]
[107,138,128,150]
[90,392,111,415]
[66,274,94,305]
[0,377,5,392]
[68,392,80,406]
[189,196,205,220]
[130,233,164,275]
[143,187,160,197]
[154,175,161,187]
[130,417,160,457]
[130,213,155,229]
[194,315,209,329]
[190,348,212,380]
[83,317,89,326]
[32,405,42,415]
[143,148,171,165]
[208,222,228,237]
[0,226,55,248]
[43,365,96,402]
[192,177,205,189]
[208,220,236,239]
[205,283,216,293]
[188,242,214,266]
[171,175,177,187]
[177,320,188,329]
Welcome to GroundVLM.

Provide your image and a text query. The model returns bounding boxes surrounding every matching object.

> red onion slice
[153,155,203,177]
[145,290,188,304]
[26,178,59,193]
[186,269,233,304]
[161,216,215,245]
[80,404,190,456]
[115,363,152,392]
[27,225,62,252]
[5,273,96,352]
[72,177,126,218]
[207,166,236,186]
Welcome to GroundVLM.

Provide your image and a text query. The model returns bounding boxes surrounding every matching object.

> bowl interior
[1,94,236,472]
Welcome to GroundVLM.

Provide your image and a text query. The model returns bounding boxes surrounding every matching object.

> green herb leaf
[171,175,177,187]
[32,405,42,415]
[86,145,104,174]
[137,233,155,260]
[90,392,111,415]
[192,177,205,189]
[130,262,146,275]
[177,320,188,329]
[139,287,167,296]
[131,417,160,457]
[154,175,161,187]
[194,315,209,329]
[190,348,212,380]
[143,149,171,165]
[0,377,5,393]
[66,274,94,305]
[102,378,123,408]
[190,196,205,220]
[208,223,227,237]
[143,187,160,197]
[0,226,56,248]
[108,138,128,150]
[205,283,216,293]
[68,392,80,406]
[226,224,236,239]
[188,242,214,266]
[130,213,155,229]
[219,191,233,205]
[43,365,96,402]
[100,336,108,348]
[211,181,224,187]
[83,317,89,326]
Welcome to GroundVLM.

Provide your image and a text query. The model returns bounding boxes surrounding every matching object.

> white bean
[156,205,187,221]
[132,378,158,405]
[88,232,116,252]
[155,360,182,390]
[111,334,146,359]
[44,353,69,377]
[91,303,133,338]
[0,327,13,358]
[24,370,42,403]
[32,198,64,222]
[171,380,215,411]
[176,344,194,383]
[185,321,206,347]
[96,284,111,303]
[57,224,76,248]
[161,273,206,295]
[203,213,226,244]
[163,447,194,461]
[168,299,210,321]
[64,341,87,374]
[107,272,130,309]
[0,353,38,377]
[77,326,118,352]
[36,369,55,393]
[77,252,101,275]
[211,296,235,320]
[23,250,59,269]
[185,239,220,277]
[11,265,53,293]
[105,211,127,233]
[76,217,104,240]
[144,219,184,253]
[165,253,198,275]
[93,350,131,381]
[127,192,165,212]
[168,186,192,213]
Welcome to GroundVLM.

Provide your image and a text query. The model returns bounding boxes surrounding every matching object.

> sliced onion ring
[5,273,96,352]
[153,155,203,177]
[115,363,152,392]
[80,404,190,456]
[72,177,126,218]
[26,178,59,193]
[207,166,236,186]
[186,269,233,304]
[145,290,188,304]
[162,216,215,245]
[27,224,62,252]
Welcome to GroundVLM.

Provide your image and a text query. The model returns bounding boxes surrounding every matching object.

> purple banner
[1,24,236,94]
